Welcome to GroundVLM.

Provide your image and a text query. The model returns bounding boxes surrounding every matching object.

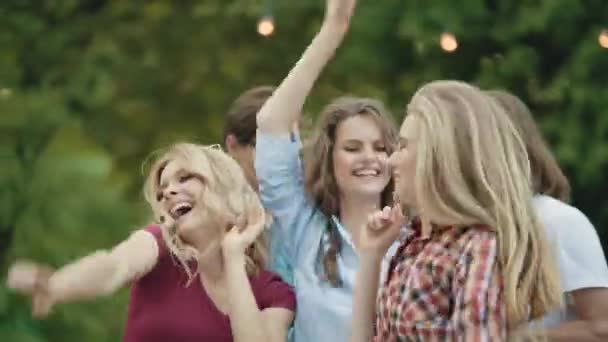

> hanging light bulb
[0,88,12,98]
[440,32,458,53]
[257,16,275,37]
[599,29,608,49]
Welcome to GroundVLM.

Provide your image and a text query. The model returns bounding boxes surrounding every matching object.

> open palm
[221,200,266,261]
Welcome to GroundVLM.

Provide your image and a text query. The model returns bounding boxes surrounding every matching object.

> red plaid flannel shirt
[375,222,506,341]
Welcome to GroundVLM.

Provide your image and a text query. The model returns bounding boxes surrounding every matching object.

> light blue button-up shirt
[268,216,294,285]
[256,133,396,342]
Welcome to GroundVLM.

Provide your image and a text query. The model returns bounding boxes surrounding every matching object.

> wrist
[322,12,352,31]
[45,273,61,304]
[319,20,349,41]
[223,252,247,270]
[359,249,386,264]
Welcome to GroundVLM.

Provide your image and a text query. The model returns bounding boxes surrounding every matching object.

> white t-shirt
[532,194,608,327]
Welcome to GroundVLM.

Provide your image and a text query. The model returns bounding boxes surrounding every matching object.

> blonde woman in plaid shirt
[351,81,563,341]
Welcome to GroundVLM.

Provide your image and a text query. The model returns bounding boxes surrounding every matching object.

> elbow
[589,318,608,339]
[48,250,122,302]
[236,331,271,342]
[92,251,128,296]
[256,112,294,136]
[348,333,369,342]
[102,256,130,295]
[266,333,281,342]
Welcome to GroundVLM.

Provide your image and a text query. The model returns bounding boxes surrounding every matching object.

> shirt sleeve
[255,271,296,312]
[255,132,321,265]
[552,205,608,292]
[451,229,506,342]
[143,225,167,259]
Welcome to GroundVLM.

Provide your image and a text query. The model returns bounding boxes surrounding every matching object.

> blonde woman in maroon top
[7,143,295,342]
[350,81,562,341]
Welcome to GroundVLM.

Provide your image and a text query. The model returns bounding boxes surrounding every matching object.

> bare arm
[49,229,158,301]
[225,260,293,342]
[350,254,383,342]
[222,198,294,342]
[256,0,356,135]
[224,259,269,342]
[542,205,608,340]
[350,205,404,342]
[545,288,608,341]
[7,229,158,316]
[262,308,294,342]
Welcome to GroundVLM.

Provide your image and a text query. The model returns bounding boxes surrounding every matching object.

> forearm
[350,254,383,342]
[225,258,269,342]
[49,250,128,304]
[257,23,347,135]
[546,319,608,342]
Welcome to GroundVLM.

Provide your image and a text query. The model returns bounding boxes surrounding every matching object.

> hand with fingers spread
[221,201,266,265]
[7,260,56,318]
[359,204,405,259]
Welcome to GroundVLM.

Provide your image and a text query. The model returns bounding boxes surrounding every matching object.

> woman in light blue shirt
[255,0,399,341]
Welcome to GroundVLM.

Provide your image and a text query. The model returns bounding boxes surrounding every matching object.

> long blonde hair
[143,143,268,281]
[407,81,561,326]
[302,96,398,286]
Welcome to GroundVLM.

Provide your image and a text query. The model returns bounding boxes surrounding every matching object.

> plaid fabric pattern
[375,222,506,342]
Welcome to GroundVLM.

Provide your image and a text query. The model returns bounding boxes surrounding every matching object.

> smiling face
[332,114,391,199]
[302,97,397,218]
[155,158,214,243]
[143,143,269,276]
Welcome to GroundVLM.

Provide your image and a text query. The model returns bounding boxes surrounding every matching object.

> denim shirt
[255,132,397,342]
[268,220,294,285]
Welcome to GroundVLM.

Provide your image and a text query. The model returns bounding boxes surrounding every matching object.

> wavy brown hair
[302,96,398,286]
[486,90,570,202]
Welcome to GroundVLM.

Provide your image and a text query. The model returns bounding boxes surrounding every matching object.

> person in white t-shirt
[489,89,608,341]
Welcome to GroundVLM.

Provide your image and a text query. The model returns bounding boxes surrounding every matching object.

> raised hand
[7,260,56,318]
[221,199,266,264]
[359,204,404,259]
[324,0,357,28]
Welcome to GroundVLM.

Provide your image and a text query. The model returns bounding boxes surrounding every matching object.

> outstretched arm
[257,0,357,135]
[222,199,294,342]
[7,229,158,317]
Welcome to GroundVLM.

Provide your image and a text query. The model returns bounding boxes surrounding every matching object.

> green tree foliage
[1,0,606,340]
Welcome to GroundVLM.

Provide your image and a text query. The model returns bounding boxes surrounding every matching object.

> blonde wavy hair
[407,81,562,327]
[143,143,268,281]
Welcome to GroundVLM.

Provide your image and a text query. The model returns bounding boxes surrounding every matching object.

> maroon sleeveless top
[123,225,296,342]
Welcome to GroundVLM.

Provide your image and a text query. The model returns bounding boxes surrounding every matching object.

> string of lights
[255,1,607,52]
[599,29,608,49]
[257,0,274,37]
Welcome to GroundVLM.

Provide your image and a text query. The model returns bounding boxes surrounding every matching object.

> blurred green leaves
[1,0,607,340]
